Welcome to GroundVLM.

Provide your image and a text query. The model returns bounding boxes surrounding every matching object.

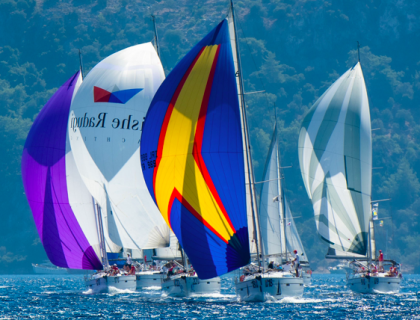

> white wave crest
[108,286,136,294]
[274,297,337,304]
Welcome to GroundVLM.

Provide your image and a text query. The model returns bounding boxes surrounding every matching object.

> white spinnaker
[227,9,258,254]
[284,198,308,263]
[298,62,372,256]
[69,43,166,250]
[258,127,284,257]
[65,73,103,259]
[68,112,121,253]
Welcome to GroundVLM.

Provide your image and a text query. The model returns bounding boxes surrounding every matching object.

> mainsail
[140,19,250,279]
[298,62,372,256]
[22,71,103,270]
[69,43,167,251]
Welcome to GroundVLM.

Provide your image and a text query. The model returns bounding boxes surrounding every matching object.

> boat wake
[108,286,137,294]
[141,286,161,290]
[372,289,399,295]
[190,293,235,299]
[273,297,337,304]
[82,288,94,295]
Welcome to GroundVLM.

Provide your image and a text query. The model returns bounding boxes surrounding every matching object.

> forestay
[298,62,372,256]
[228,5,258,255]
[140,20,250,279]
[22,71,103,270]
[69,43,167,250]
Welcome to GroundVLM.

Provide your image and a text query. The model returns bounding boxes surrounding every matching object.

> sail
[258,126,285,257]
[284,197,308,263]
[22,71,103,270]
[298,62,372,256]
[140,20,250,279]
[69,43,167,250]
[153,232,183,260]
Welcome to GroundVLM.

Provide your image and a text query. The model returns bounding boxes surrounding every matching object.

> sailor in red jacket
[378,250,384,272]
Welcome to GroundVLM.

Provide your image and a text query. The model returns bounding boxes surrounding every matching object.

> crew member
[293,250,300,277]
[378,250,384,272]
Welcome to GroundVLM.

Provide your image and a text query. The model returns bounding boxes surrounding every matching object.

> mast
[229,0,262,268]
[151,15,160,58]
[78,49,84,80]
[274,107,287,262]
[93,198,108,268]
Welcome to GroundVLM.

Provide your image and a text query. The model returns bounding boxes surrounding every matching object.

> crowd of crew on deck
[350,249,401,277]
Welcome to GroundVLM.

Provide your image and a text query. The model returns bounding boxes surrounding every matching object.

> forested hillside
[1,0,419,273]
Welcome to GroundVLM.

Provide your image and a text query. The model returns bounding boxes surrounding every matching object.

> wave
[274,297,337,304]
[108,286,137,294]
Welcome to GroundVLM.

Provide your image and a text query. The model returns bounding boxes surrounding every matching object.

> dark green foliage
[1,0,419,273]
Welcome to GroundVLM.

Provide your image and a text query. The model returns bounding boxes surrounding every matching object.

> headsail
[22,71,103,270]
[284,197,308,263]
[69,43,167,250]
[258,126,285,257]
[298,62,372,256]
[140,20,250,279]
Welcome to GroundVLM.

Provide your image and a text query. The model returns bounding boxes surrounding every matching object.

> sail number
[265,279,273,287]
[141,150,157,171]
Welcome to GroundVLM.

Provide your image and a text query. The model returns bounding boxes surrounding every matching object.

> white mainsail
[69,43,167,250]
[298,62,372,256]
[153,232,182,260]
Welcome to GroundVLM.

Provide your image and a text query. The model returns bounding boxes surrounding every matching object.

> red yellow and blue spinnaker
[140,20,250,279]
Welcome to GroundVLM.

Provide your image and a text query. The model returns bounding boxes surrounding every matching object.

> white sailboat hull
[302,271,312,286]
[136,271,164,288]
[347,275,401,294]
[235,273,304,302]
[85,274,136,293]
[161,275,221,297]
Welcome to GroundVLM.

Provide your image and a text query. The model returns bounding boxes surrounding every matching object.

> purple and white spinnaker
[22,71,103,270]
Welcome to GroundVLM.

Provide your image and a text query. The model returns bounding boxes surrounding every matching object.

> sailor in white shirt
[126,253,132,265]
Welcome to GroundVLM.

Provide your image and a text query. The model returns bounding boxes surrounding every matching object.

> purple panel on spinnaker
[22,71,103,270]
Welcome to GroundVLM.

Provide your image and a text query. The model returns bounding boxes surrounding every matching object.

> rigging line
[236,19,267,93]
[236,17,279,131]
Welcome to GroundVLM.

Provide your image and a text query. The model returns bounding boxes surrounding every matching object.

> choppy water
[0,274,419,319]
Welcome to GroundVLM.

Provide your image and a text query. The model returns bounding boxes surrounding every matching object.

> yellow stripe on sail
[154,45,235,242]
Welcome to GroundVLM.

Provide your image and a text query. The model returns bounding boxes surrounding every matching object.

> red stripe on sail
[192,46,236,233]
[153,47,206,197]
[168,188,229,244]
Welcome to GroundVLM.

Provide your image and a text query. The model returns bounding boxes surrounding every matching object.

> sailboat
[140,1,261,297]
[67,41,172,292]
[21,71,133,292]
[298,58,402,293]
[235,124,305,301]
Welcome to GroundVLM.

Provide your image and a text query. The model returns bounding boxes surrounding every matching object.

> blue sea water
[0,274,419,319]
